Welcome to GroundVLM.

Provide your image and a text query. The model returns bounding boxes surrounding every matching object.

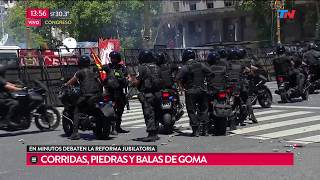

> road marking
[248,124,320,140]
[122,111,143,117]
[126,116,189,128]
[287,135,320,144]
[231,115,320,135]
[122,114,145,121]
[257,111,312,122]
[271,105,320,110]
[122,119,145,125]
[254,110,287,116]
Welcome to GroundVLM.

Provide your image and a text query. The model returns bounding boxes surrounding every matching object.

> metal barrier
[1,48,99,106]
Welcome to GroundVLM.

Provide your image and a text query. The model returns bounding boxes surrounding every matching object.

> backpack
[78,68,102,96]
[105,65,126,90]
[185,60,204,88]
[159,64,174,88]
[143,63,162,92]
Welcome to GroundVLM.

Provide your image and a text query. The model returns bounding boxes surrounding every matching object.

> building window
[189,3,196,11]
[224,0,236,7]
[188,21,196,34]
[206,0,214,9]
[173,2,179,12]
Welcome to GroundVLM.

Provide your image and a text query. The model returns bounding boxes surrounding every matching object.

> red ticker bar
[25,19,42,27]
[26,8,49,19]
[26,153,294,166]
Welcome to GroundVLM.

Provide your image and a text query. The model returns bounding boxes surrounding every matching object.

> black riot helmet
[138,50,154,64]
[182,48,196,62]
[155,52,168,65]
[0,64,7,78]
[237,48,247,59]
[109,51,122,65]
[307,42,318,50]
[78,55,91,67]
[227,48,238,60]
[218,48,227,58]
[276,44,286,55]
[207,50,220,65]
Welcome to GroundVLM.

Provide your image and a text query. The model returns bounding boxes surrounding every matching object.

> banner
[98,38,121,65]
[26,153,294,166]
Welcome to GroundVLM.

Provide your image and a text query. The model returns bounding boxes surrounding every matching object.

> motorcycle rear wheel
[214,117,227,136]
[93,120,111,140]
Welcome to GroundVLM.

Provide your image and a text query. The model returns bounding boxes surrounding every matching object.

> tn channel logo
[30,156,38,164]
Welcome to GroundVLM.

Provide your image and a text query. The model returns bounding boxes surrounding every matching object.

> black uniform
[71,67,104,139]
[0,77,19,127]
[136,62,162,141]
[176,59,215,136]
[304,49,320,81]
[103,63,129,134]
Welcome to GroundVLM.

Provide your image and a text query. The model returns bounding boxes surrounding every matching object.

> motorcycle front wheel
[258,87,272,108]
[35,106,61,131]
[62,111,73,137]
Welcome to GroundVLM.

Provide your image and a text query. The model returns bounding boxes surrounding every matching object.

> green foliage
[5,0,161,49]
[237,0,274,40]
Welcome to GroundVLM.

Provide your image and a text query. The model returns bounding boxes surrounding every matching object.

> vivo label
[26,19,42,27]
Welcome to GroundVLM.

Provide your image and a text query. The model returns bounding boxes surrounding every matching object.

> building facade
[156,0,316,48]
[156,0,256,48]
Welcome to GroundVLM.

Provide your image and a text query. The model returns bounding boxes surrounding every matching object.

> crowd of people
[1,42,320,142]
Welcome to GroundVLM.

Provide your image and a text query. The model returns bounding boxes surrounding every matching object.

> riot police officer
[102,51,130,135]
[175,49,215,137]
[277,45,305,95]
[155,52,184,116]
[0,64,22,128]
[304,42,320,70]
[226,48,258,124]
[128,50,162,142]
[64,55,104,140]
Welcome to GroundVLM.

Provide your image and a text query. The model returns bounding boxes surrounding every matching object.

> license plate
[161,102,172,109]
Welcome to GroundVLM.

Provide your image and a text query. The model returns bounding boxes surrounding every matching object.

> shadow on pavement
[0,130,51,137]
[59,133,115,141]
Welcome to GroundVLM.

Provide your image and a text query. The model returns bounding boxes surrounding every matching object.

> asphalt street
[0,81,319,180]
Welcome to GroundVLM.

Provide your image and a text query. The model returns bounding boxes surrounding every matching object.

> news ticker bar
[26,153,294,166]
[27,145,157,152]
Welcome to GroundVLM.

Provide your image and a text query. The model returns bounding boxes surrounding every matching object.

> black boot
[250,114,258,124]
[69,130,80,140]
[200,124,209,136]
[116,124,130,133]
[191,126,200,137]
[141,131,160,142]
[110,124,118,135]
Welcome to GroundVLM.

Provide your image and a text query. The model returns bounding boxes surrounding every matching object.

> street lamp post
[142,0,152,49]
[272,0,284,44]
[0,4,5,39]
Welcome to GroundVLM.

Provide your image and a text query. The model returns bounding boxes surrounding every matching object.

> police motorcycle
[159,87,184,133]
[225,48,253,127]
[273,57,310,103]
[302,44,320,94]
[58,84,113,139]
[246,65,272,108]
[207,72,234,136]
[0,80,61,131]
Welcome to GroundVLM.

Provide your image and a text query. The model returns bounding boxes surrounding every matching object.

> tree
[236,0,274,41]
[5,0,161,49]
